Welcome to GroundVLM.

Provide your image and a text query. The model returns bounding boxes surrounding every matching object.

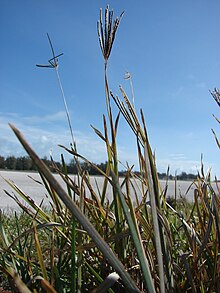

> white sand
[0,170,205,210]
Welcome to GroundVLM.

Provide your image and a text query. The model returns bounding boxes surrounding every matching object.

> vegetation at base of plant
[0,5,220,293]
[1,171,219,292]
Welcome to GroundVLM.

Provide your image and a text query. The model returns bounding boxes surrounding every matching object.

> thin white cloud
[168,153,186,160]
[157,157,201,174]
[0,111,67,125]
[0,112,142,169]
[156,152,218,176]
[23,111,67,124]
[0,112,218,176]
[0,112,107,162]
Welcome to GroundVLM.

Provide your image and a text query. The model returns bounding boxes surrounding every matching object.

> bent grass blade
[9,123,141,293]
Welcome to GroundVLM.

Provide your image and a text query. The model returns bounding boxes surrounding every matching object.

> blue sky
[1,0,220,176]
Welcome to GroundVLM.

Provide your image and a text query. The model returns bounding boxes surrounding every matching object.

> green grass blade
[71,217,76,292]
[10,123,140,293]
[142,141,165,293]
[33,222,48,281]
[111,172,156,293]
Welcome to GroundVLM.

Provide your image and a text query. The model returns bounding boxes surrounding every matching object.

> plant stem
[55,67,76,149]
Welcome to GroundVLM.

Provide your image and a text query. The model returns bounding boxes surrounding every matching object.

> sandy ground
[0,170,206,210]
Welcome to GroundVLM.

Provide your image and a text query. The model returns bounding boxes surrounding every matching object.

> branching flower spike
[210,88,220,107]
[36,33,63,68]
[97,5,124,62]
[36,33,75,147]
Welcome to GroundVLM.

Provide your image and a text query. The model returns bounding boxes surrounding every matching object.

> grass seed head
[97,5,124,62]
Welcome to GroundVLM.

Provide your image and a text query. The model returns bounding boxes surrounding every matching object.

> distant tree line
[0,155,197,180]
[0,155,52,171]
[0,155,109,175]
[155,171,197,181]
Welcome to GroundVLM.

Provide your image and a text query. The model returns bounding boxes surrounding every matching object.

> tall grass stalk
[97,5,125,258]
[42,33,76,149]
[54,59,76,149]
[111,88,170,291]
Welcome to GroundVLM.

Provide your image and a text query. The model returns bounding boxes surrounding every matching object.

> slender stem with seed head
[54,66,76,149]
